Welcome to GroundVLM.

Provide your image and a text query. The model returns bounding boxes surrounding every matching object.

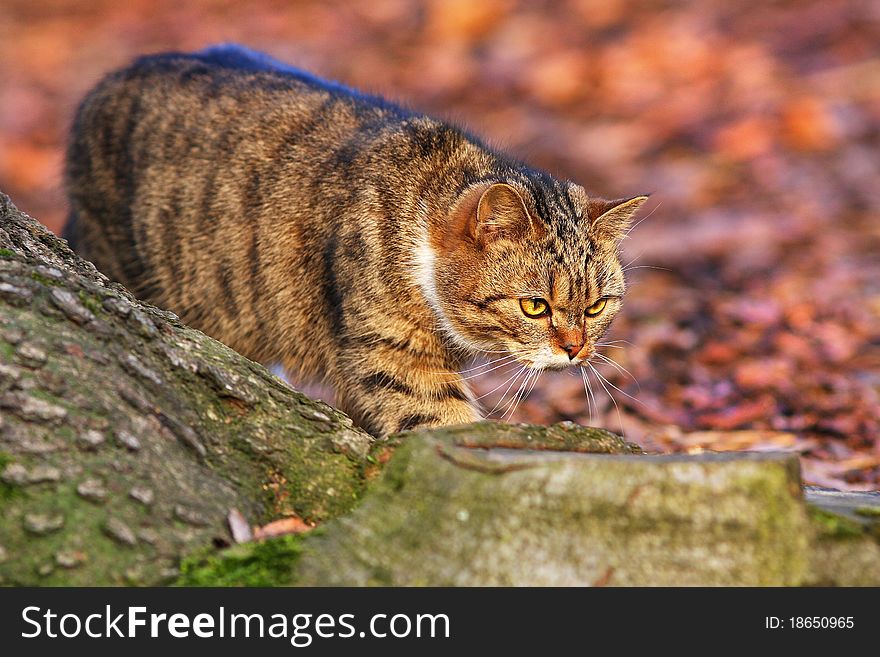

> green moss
[0,465,169,585]
[279,438,366,523]
[0,451,19,501]
[374,441,412,493]
[743,468,809,585]
[78,290,103,315]
[30,271,62,287]
[854,506,880,518]
[27,387,73,409]
[0,248,16,258]
[809,507,864,539]
[175,534,306,586]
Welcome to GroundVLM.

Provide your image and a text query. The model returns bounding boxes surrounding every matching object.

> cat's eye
[585,298,608,317]
[520,297,550,318]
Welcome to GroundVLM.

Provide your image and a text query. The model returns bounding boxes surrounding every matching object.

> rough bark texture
[0,194,376,585]
[1,193,878,586]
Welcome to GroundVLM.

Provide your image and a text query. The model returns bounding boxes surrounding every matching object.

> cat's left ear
[588,195,650,240]
[473,183,535,246]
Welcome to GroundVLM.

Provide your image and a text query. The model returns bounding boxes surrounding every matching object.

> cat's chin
[517,353,583,372]
[536,360,582,372]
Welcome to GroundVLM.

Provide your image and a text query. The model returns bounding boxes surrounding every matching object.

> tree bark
[0,193,377,585]
[275,427,880,586]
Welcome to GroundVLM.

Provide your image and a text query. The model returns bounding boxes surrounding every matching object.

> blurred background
[1,0,878,490]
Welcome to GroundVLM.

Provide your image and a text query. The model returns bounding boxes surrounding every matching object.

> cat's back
[64,44,409,298]
[72,44,397,130]
[66,44,402,213]
[64,45,424,364]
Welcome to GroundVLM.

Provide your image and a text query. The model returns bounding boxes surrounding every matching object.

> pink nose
[562,342,583,360]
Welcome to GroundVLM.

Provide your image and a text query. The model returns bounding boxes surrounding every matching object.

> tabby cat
[64,45,647,437]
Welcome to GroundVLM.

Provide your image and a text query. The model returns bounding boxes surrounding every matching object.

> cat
[64,44,647,437]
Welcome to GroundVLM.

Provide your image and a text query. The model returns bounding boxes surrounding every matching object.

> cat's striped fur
[65,45,646,436]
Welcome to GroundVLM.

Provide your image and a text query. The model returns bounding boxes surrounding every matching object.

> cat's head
[424,180,647,370]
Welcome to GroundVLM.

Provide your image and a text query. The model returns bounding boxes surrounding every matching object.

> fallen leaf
[253,516,314,540]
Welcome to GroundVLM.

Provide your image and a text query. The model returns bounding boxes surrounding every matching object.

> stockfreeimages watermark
[21,606,450,646]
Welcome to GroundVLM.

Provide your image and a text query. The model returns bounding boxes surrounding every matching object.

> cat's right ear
[587,195,650,241]
[471,183,534,247]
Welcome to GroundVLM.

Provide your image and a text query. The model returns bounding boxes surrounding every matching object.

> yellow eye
[586,298,608,317]
[520,297,550,318]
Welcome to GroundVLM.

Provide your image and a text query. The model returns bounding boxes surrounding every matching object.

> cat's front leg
[332,354,481,437]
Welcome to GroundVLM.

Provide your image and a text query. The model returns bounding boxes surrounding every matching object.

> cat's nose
[562,342,583,360]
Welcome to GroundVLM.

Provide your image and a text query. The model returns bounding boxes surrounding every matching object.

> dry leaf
[253,516,314,540]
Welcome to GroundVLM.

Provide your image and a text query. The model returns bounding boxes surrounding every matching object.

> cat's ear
[473,183,534,246]
[588,195,650,240]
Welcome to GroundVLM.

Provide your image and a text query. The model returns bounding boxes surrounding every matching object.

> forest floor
[1,0,878,490]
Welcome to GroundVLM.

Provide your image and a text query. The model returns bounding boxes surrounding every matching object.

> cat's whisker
[460,353,519,372]
[587,362,626,441]
[502,368,538,421]
[489,367,528,415]
[580,367,597,427]
[512,369,542,421]
[477,364,526,406]
[624,200,661,237]
[486,365,529,416]
[619,252,643,271]
[596,339,633,347]
[456,356,518,381]
[452,356,521,383]
[525,369,541,399]
[500,372,529,421]
[501,372,534,422]
[462,343,513,356]
[501,370,541,420]
[622,264,671,273]
[458,354,513,374]
[428,353,518,378]
[420,354,516,381]
[589,362,643,407]
[593,352,641,390]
